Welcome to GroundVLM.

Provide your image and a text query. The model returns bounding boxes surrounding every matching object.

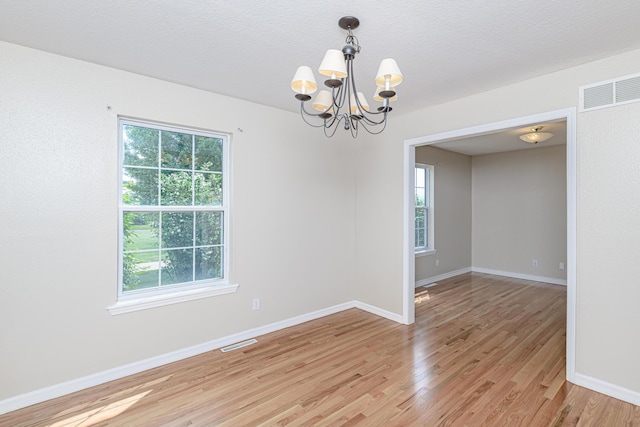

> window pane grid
[191,135,196,213]
[120,119,227,295]
[157,130,161,205]
[122,208,223,291]
[122,166,225,174]
[415,206,427,248]
[415,164,432,251]
[124,244,222,253]
[122,129,223,208]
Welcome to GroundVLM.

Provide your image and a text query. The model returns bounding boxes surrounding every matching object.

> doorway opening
[402,108,577,383]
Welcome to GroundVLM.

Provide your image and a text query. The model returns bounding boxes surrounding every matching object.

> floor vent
[580,72,640,112]
[220,339,257,353]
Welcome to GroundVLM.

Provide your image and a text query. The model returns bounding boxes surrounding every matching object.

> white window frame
[415,163,435,256]
[109,118,237,315]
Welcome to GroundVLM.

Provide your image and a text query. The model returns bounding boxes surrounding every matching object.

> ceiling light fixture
[519,126,554,144]
[290,16,403,138]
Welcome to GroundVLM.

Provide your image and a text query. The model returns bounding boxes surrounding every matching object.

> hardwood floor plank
[1,272,639,426]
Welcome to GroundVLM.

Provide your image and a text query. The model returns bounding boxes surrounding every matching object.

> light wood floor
[2,273,639,426]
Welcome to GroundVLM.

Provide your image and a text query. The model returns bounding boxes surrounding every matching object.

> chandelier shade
[290,16,403,137]
[290,66,318,99]
[350,92,370,113]
[375,58,404,88]
[318,49,348,79]
[312,90,333,112]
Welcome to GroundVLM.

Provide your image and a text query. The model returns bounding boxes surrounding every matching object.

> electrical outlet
[252,298,260,310]
[435,259,439,266]
[559,262,565,270]
[532,259,538,267]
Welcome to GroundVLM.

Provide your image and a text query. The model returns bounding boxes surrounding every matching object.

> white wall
[0,41,356,401]
[414,145,471,282]
[355,48,640,398]
[353,123,406,313]
[472,145,567,281]
[576,101,640,394]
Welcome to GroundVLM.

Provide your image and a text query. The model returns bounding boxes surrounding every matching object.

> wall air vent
[580,72,640,112]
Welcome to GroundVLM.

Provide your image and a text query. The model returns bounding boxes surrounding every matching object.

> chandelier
[290,16,403,138]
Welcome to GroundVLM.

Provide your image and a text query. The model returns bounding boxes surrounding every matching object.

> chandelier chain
[345,30,361,55]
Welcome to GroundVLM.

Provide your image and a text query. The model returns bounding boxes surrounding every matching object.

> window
[116,118,232,309]
[415,163,434,253]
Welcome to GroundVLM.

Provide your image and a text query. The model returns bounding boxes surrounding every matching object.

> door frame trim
[402,107,577,383]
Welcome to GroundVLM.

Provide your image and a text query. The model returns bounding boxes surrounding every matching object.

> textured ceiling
[2,0,640,117]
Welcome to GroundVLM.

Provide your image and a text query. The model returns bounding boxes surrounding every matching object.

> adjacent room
[2,1,640,425]
[414,121,567,289]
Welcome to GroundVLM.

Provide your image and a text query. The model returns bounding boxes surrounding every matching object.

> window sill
[415,249,437,258]
[107,282,239,315]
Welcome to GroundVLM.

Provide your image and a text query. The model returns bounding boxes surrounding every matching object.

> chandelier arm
[350,116,359,138]
[331,84,347,113]
[357,116,389,135]
[347,58,356,116]
[323,119,341,138]
[324,114,340,130]
[299,104,332,128]
[300,113,328,128]
[326,113,350,138]
[346,58,389,127]
[347,58,362,111]
[340,63,353,123]
[359,109,389,126]
[300,101,335,120]
[299,103,344,136]
[307,83,346,124]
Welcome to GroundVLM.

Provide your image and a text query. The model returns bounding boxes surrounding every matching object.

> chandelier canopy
[290,16,403,138]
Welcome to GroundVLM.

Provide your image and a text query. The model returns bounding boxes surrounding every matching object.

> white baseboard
[572,372,640,406]
[2,300,394,415]
[353,301,405,323]
[472,267,567,286]
[415,267,472,288]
